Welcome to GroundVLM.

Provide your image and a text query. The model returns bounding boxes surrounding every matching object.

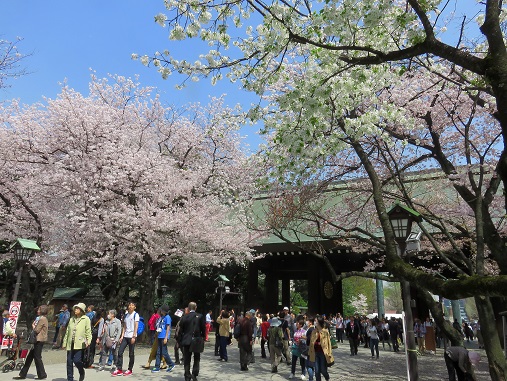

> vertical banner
[1,301,22,349]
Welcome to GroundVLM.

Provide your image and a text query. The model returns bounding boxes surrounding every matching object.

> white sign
[1,301,22,349]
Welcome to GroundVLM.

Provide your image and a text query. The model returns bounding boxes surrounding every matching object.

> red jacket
[148,313,160,331]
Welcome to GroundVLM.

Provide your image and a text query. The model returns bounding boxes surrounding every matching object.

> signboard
[1,301,22,349]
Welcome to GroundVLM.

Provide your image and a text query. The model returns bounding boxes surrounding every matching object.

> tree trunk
[475,295,507,381]
[137,255,163,320]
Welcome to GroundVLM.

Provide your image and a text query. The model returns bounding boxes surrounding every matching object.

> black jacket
[345,320,360,340]
[388,320,400,336]
[178,311,206,347]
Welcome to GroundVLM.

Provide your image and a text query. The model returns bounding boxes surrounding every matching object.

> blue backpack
[136,314,145,336]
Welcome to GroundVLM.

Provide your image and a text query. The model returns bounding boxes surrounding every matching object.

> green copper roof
[10,238,41,251]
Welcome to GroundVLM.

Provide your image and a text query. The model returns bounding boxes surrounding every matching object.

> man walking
[178,302,205,381]
[237,310,253,371]
[346,315,360,356]
[388,317,400,352]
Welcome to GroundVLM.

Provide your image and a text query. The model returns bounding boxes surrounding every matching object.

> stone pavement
[2,338,491,381]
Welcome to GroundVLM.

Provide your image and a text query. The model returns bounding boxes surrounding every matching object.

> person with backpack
[267,316,284,373]
[112,301,139,376]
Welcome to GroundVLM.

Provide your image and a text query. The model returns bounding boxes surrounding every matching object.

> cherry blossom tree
[141,1,507,378]
[253,64,506,378]
[0,37,30,90]
[0,74,256,316]
[350,294,369,316]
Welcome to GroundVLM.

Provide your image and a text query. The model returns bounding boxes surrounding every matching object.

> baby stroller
[1,334,28,373]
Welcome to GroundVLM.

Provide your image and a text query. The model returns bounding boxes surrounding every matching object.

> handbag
[105,336,114,349]
[189,336,204,353]
[27,329,37,344]
[298,339,309,356]
[291,342,301,357]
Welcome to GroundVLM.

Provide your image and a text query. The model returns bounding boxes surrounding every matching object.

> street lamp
[387,203,421,381]
[10,238,41,302]
[215,274,230,312]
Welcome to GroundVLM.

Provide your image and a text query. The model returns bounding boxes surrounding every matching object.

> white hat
[73,303,86,313]
[283,306,289,310]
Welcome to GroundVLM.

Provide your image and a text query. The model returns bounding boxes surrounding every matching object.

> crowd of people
[0,302,482,381]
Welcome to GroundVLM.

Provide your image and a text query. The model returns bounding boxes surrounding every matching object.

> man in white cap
[282,307,293,364]
[444,346,480,381]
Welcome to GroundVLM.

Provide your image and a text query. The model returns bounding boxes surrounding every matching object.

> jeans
[155,338,175,368]
[66,348,84,381]
[291,354,306,376]
[307,365,315,381]
[149,330,156,346]
[370,338,379,357]
[336,328,344,343]
[99,344,117,367]
[52,326,60,344]
[314,351,329,381]
[117,337,136,371]
[19,341,46,379]
[219,335,228,361]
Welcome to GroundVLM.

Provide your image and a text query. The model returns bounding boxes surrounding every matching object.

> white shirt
[123,311,139,338]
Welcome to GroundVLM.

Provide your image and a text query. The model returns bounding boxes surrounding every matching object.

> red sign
[1,301,22,349]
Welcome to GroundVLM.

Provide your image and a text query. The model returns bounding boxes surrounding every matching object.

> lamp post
[215,274,230,312]
[387,203,421,381]
[10,238,41,302]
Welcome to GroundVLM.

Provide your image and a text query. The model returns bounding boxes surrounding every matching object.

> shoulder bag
[188,314,204,353]
[27,318,39,344]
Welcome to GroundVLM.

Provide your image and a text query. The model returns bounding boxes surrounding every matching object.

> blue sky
[1,0,263,149]
[1,1,482,152]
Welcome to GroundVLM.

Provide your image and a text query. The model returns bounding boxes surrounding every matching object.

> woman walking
[367,319,380,359]
[63,303,92,381]
[14,305,49,380]
[288,317,307,379]
[308,315,334,381]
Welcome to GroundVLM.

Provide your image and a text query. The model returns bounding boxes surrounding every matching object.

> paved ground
[1,337,492,381]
